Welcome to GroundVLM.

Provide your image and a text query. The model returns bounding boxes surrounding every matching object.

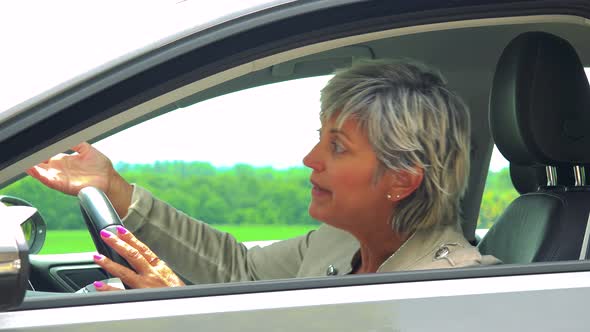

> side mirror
[0,196,46,254]
[0,202,33,311]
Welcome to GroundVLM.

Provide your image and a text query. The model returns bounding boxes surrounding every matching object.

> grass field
[39,225,318,254]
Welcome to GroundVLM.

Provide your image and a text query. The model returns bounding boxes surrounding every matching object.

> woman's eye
[331,140,346,154]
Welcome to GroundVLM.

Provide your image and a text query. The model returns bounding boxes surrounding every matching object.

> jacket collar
[377,224,470,272]
[311,223,471,276]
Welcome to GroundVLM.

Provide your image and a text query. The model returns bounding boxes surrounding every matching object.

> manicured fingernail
[100,230,112,238]
[93,254,104,261]
[116,226,128,235]
[93,281,104,288]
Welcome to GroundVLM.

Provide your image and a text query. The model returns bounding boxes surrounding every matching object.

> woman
[28,60,500,291]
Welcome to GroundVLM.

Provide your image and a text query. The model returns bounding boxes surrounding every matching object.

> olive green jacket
[122,186,501,284]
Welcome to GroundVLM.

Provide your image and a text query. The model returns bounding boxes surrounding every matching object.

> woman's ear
[386,168,424,202]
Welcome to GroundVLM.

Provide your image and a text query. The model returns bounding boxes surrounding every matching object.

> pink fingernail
[100,230,112,238]
[116,226,128,235]
[93,281,104,288]
[93,254,104,261]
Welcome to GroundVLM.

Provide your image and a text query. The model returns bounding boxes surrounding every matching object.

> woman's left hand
[92,226,185,291]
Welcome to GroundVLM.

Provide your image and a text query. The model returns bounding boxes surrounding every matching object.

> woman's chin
[308,205,328,223]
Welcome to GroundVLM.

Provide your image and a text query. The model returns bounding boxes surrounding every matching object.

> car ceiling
[176,20,590,134]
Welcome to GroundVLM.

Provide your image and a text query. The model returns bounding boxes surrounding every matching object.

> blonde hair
[320,59,471,234]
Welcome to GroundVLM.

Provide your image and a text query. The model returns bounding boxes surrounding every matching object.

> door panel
[29,254,103,292]
[3,271,590,331]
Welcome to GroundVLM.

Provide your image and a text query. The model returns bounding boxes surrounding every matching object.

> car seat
[477,31,590,264]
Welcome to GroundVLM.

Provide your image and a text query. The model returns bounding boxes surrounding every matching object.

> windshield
[0,0,280,113]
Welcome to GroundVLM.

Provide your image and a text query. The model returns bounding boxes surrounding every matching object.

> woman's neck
[352,225,410,274]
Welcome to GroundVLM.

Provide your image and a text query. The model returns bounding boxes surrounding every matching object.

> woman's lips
[311,180,331,198]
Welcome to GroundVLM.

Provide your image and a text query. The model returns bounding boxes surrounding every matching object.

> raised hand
[27,142,133,217]
[92,226,185,291]
[27,142,114,195]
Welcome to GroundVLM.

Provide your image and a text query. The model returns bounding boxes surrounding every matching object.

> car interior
[4,14,590,298]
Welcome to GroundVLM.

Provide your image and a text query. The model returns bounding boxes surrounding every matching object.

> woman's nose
[303,144,325,172]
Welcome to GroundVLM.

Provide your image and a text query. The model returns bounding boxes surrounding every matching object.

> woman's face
[303,116,395,233]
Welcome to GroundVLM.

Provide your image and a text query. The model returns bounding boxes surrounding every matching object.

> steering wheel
[78,187,134,274]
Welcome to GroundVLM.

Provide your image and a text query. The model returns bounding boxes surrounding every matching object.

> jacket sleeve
[121,185,313,284]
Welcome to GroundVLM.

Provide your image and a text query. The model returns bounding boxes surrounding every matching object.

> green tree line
[0,162,517,230]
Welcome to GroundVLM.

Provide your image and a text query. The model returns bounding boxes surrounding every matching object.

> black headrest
[490,32,590,166]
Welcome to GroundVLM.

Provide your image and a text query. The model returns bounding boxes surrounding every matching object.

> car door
[3,1,590,331]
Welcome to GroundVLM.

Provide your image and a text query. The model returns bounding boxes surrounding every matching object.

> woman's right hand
[27,142,133,218]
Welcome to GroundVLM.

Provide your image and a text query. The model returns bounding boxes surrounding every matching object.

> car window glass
[7,67,587,254]
[476,146,516,237]
[0,75,333,255]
